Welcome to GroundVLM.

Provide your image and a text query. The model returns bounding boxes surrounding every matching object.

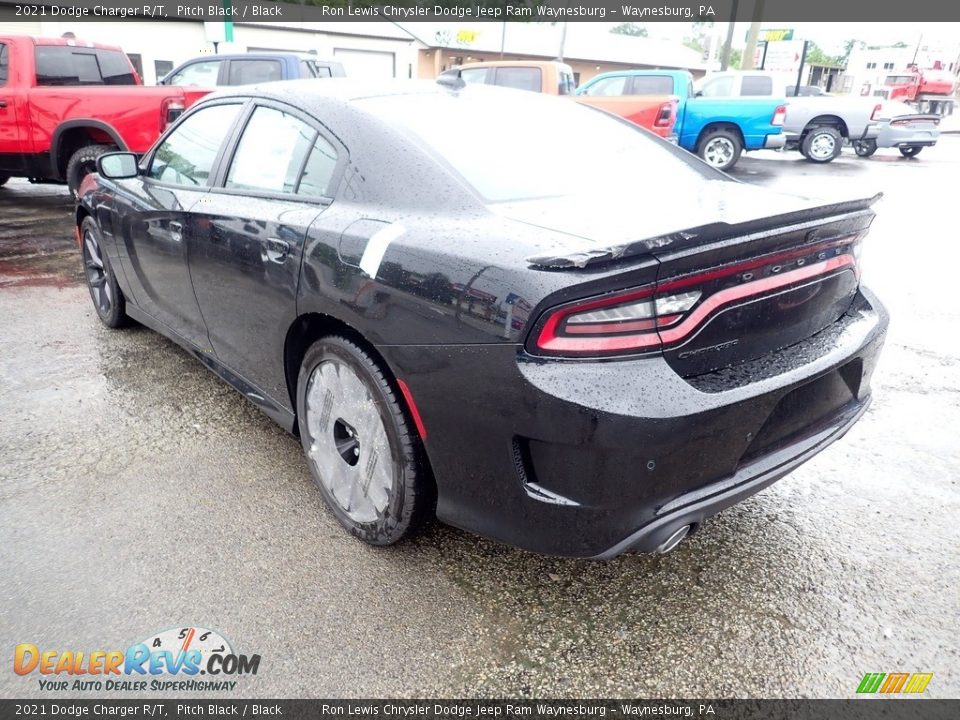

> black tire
[900,146,923,158]
[800,126,843,163]
[853,139,878,157]
[66,144,114,196]
[80,216,128,328]
[296,336,431,546]
[696,128,742,172]
[0,175,9,187]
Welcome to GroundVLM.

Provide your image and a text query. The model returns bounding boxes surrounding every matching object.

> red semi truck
[883,62,957,116]
[0,34,209,194]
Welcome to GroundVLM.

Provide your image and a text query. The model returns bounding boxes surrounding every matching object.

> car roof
[26,36,125,52]
[205,78,452,104]
[178,52,339,63]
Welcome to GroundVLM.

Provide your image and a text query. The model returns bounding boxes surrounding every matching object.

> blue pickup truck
[576,69,786,171]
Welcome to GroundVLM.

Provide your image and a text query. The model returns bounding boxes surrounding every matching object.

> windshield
[359,88,710,203]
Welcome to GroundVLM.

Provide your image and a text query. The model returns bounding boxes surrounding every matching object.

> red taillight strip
[657,236,859,294]
[396,379,428,442]
[658,255,854,345]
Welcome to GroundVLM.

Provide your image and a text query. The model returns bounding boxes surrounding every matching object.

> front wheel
[80,217,128,328]
[853,139,878,157]
[296,336,432,546]
[800,127,843,163]
[900,146,923,158]
[697,129,742,172]
[67,144,115,197]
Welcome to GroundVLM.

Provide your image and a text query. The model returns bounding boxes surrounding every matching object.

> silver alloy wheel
[304,357,393,524]
[703,137,735,168]
[809,132,837,160]
[83,228,112,314]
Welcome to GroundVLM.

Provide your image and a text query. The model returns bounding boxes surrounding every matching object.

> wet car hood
[490,180,879,268]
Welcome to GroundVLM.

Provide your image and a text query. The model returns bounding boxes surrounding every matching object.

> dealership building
[0,19,706,85]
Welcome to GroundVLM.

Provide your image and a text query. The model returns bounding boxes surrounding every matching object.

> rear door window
[35,47,136,85]
[148,103,241,186]
[227,59,283,85]
[629,75,674,95]
[698,75,735,97]
[226,105,329,195]
[166,60,222,87]
[494,67,542,93]
[741,75,773,96]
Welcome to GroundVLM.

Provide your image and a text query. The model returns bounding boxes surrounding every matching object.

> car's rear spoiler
[526,193,882,269]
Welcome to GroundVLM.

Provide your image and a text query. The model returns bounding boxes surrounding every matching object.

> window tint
[148,104,240,186]
[228,59,282,85]
[226,106,316,194]
[167,60,221,87]
[699,75,734,97]
[0,43,8,87]
[35,47,136,86]
[741,75,773,96]
[582,76,628,97]
[495,67,541,92]
[629,75,675,95]
[297,136,339,197]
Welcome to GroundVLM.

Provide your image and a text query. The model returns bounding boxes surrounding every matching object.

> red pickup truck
[0,34,208,193]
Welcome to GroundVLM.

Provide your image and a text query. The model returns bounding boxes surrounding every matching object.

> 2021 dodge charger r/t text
[76,80,888,558]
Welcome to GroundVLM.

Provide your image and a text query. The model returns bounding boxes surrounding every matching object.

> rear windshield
[360,89,710,203]
[35,46,136,85]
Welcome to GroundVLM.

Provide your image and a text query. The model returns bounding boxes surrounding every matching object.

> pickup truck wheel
[697,129,742,172]
[800,127,843,163]
[67,144,114,197]
[900,146,923,158]
[0,175,9,187]
[81,217,128,328]
[853,139,877,157]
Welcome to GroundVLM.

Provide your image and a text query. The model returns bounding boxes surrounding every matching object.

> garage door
[333,49,395,79]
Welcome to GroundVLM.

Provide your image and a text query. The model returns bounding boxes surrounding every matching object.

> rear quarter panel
[573,95,677,136]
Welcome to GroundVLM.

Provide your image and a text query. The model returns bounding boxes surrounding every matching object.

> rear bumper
[392,287,888,558]
[876,125,940,148]
[763,134,787,150]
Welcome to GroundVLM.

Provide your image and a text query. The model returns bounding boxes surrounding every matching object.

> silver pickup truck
[695,71,881,163]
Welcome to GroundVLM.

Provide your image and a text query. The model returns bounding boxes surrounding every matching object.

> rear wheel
[900,146,923,158]
[296,336,431,546]
[67,144,114,197]
[853,139,877,157]
[697,128,742,172]
[81,217,127,328]
[800,126,843,163]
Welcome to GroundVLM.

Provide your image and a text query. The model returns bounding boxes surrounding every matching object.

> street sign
[763,40,806,73]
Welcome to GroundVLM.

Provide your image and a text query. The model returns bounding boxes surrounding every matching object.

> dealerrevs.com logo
[14,626,260,692]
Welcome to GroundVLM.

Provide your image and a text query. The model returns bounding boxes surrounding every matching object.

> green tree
[611,23,648,38]
[728,48,742,69]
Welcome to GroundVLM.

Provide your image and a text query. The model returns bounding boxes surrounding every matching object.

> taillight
[530,234,864,358]
[160,99,186,132]
[871,103,883,120]
[655,101,674,128]
[771,104,787,126]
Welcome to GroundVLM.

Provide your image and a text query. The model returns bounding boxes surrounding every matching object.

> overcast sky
[593,22,960,56]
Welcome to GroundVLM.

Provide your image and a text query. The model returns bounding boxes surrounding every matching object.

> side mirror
[97,152,139,180]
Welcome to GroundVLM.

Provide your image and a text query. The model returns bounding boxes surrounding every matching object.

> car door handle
[169,221,183,243]
[265,238,290,264]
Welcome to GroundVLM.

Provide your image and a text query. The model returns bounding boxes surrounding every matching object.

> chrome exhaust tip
[656,524,692,554]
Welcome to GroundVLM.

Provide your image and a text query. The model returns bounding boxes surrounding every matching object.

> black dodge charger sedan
[76,80,888,558]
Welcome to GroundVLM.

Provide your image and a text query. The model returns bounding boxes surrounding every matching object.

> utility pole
[557,21,568,62]
[741,0,766,70]
[720,1,738,71]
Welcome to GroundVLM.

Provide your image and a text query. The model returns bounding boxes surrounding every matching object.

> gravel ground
[1,139,958,698]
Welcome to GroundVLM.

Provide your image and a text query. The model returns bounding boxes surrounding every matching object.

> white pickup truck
[695,71,881,163]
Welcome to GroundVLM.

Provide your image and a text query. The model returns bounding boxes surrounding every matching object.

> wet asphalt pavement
[1,140,959,699]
